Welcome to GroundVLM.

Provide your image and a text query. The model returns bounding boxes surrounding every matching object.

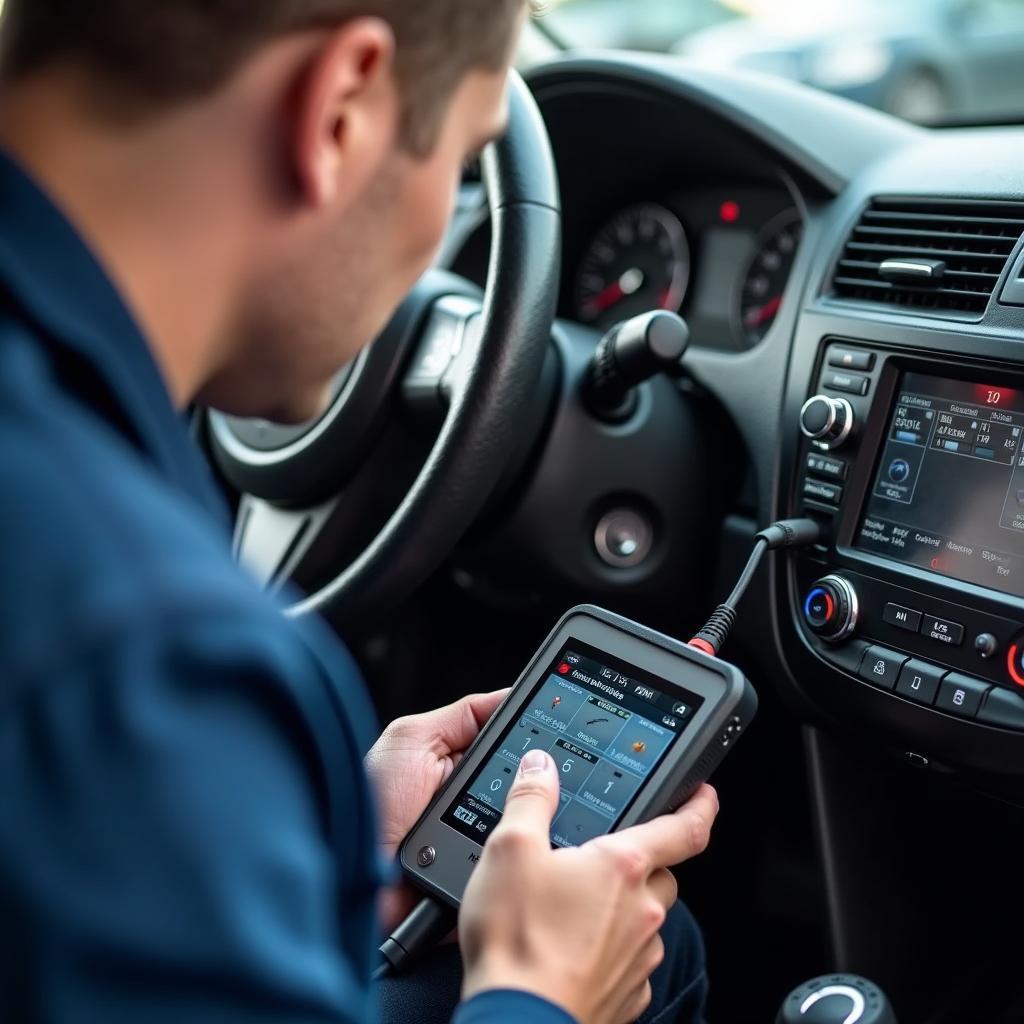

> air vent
[832,197,1024,317]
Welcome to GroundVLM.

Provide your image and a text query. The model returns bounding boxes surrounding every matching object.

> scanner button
[416,845,436,867]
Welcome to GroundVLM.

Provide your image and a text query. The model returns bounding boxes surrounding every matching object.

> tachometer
[738,210,802,345]
[575,204,691,332]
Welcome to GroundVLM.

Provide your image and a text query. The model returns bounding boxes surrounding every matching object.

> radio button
[978,687,1024,730]
[805,453,848,481]
[936,673,990,719]
[895,660,943,705]
[920,615,965,647]
[828,348,876,371]
[824,370,870,396]
[858,646,908,690]
[803,479,843,505]
[883,603,923,633]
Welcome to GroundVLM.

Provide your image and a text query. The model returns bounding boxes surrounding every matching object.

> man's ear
[292,17,398,209]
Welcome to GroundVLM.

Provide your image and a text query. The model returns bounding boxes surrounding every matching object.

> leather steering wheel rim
[287,72,561,626]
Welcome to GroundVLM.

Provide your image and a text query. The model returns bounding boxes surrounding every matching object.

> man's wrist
[462,958,581,1023]
[455,989,579,1024]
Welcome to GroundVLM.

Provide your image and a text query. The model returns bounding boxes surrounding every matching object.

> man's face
[215,66,510,424]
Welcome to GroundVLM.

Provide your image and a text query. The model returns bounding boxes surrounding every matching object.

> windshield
[536,0,1024,125]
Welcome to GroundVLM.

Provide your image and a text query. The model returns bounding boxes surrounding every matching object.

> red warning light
[558,662,570,675]
[971,383,1017,408]
[719,200,741,224]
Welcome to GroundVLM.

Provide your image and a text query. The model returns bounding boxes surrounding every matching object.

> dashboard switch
[805,453,848,481]
[919,615,965,647]
[803,479,843,505]
[800,394,854,450]
[978,686,1024,730]
[824,371,870,396]
[828,348,876,371]
[895,660,943,705]
[858,646,907,690]
[883,602,922,633]
[936,673,990,719]
[974,633,999,660]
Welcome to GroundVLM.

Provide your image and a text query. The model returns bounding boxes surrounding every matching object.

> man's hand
[365,689,509,930]
[460,749,719,1024]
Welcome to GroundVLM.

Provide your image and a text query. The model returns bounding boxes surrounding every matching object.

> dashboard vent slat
[831,197,1024,317]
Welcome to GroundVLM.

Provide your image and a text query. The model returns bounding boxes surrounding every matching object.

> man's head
[0,1,528,421]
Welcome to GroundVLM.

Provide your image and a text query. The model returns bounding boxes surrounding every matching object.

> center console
[785,339,1024,776]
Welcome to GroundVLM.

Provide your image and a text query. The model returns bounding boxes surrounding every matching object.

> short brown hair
[0,1,526,152]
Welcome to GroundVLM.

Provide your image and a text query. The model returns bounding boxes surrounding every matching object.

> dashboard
[438,54,1024,802]
[451,184,803,353]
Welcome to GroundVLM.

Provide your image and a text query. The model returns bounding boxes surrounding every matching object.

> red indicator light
[971,384,1016,407]
[1008,644,1024,688]
[719,200,741,224]
[558,662,570,675]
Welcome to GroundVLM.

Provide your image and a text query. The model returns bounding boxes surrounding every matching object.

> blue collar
[0,149,227,524]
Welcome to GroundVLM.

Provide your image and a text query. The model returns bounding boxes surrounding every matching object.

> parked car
[673,0,1024,123]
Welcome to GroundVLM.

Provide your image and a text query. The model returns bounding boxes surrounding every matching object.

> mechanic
[0,3,719,1022]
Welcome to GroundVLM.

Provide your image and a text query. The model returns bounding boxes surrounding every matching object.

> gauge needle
[744,295,782,328]
[589,268,645,314]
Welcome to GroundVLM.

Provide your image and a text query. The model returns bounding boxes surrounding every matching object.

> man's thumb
[497,749,560,839]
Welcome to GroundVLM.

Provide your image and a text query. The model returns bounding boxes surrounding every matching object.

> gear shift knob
[777,974,897,1024]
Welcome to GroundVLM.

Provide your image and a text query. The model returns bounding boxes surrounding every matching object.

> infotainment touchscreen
[440,640,704,849]
[857,372,1024,596]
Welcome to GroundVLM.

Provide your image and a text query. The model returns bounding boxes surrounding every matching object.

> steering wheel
[207,72,561,630]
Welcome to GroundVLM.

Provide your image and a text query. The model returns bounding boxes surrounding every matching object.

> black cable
[723,536,769,611]
[374,895,457,980]
[690,518,821,657]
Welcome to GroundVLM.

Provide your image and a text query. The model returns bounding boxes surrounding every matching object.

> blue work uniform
[0,151,572,1024]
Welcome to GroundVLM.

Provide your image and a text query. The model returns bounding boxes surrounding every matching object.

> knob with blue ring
[805,587,835,629]
[803,575,859,643]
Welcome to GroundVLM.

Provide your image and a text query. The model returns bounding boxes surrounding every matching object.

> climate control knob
[800,394,854,449]
[804,575,859,642]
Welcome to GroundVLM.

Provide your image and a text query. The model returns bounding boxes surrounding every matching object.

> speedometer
[575,204,691,332]
[738,210,802,345]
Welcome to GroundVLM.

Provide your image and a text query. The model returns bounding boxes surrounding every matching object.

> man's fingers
[490,749,560,848]
[431,689,511,753]
[606,784,719,870]
[647,866,678,911]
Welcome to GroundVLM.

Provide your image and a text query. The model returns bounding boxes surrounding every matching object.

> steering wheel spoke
[402,295,482,416]
[234,494,337,590]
